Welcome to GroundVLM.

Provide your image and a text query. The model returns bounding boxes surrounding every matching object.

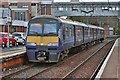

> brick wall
[46,4,51,15]
[40,4,51,15]
[103,26,109,37]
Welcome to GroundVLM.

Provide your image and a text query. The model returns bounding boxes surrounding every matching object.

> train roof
[98,27,104,30]
[59,18,88,27]
[31,15,88,27]
[88,25,104,30]
[73,21,88,27]
[30,15,104,29]
[87,24,98,29]
[31,15,59,20]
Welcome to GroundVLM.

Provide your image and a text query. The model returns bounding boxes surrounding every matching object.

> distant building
[0,0,53,33]
[109,27,114,36]
[103,26,114,37]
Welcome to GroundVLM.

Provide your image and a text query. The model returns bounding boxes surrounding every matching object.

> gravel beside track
[2,63,53,80]
[29,40,109,79]
[1,64,34,78]
[65,40,114,79]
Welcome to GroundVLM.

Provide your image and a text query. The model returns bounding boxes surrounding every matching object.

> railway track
[2,39,115,80]
[63,40,115,79]
[2,63,54,80]
[90,41,115,79]
[2,63,36,79]
[25,40,113,79]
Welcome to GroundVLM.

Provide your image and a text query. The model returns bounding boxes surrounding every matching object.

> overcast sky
[54,0,120,2]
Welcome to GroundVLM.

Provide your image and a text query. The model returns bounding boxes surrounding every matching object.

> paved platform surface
[0,46,25,59]
[100,38,120,79]
[0,45,25,53]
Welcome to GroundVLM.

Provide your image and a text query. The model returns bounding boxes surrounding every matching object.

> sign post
[7,0,11,48]
[7,17,11,48]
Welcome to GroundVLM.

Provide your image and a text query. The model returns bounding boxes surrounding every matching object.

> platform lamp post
[7,0,11,48]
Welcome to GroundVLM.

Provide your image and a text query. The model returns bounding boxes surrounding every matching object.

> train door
[94,29,97,40]
[75,26,83,46]
[89,28,93,42]
[83,27,84,43]
[96,29,98,40]
[84,27,89,43]
[73,25,76,46]
[59,23,65,45]
[92,28,94,40]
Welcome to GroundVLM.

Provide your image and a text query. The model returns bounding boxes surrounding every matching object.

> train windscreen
[44,24,57,36]
[28,23,42,36]
[28,18,58,36]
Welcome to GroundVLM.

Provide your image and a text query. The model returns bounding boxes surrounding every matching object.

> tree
[115,27,120,35]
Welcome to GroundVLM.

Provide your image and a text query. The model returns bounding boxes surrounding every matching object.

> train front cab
[26,17,61,62]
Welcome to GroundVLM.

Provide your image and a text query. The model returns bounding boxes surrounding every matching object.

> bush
[115,27,120,35]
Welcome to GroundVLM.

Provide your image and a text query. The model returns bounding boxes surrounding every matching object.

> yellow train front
[26,16,62,62]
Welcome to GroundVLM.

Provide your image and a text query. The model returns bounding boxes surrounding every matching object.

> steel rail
[90,40,116,79]
[62,40,114,80]
[2,63,37,79]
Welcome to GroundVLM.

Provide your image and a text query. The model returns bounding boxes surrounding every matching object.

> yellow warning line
[0,49,25,56]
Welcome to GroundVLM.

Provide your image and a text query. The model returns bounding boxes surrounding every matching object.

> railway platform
[0,46,25,59]
[96,38,120,79]
[0,47,26,71]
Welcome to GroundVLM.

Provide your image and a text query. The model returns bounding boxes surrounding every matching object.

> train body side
[26,16,104,63]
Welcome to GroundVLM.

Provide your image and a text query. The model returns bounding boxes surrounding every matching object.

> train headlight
[48,43,58,46]
[26,42,36,46]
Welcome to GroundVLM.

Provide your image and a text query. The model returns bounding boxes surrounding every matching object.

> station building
[0,0,117,37]
[0,0,53,33]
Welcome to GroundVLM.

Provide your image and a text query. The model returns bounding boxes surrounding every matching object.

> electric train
[26,15,104,62]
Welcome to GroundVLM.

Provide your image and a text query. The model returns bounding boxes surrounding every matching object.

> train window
[28,23,42,36]
[60,24,65,41]
[76,26,83,41]
[69,27,73,37]
[90,28,93,37]
[43,23,57,36]
[94,29,96,35]
[61,24,74,41]
[76,28,81,36]
[71,26,74,37]
[65,26,69,39]
[66,24,73,39]
[68,25,73,38]
[96,29,98,35]
[69,28,72,37]
[98,29,100,35]
[63,28,65,40]
[84,28,88,36]
[101,30,104,35]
